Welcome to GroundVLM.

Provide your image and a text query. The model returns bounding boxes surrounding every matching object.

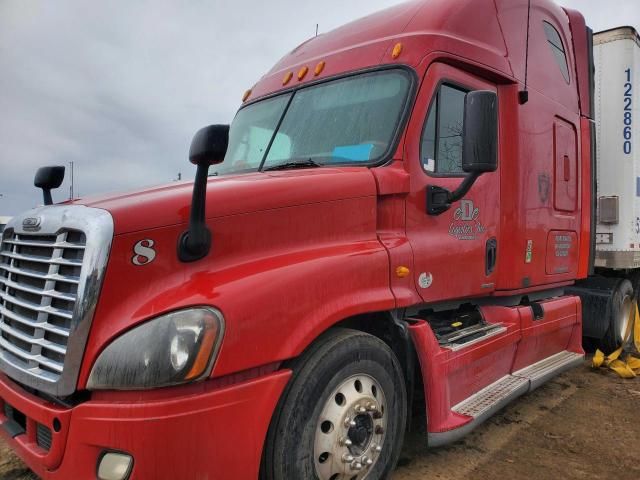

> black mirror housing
[178,124,229,263]
[462,90,498,173]
[189,124,230,166]
[427,91,498,216]
[34,166,65,190]
[34,166,65,206]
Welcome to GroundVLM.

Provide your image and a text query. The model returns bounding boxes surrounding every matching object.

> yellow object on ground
[592,303,640,378]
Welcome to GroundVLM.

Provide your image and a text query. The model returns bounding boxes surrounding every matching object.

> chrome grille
[0,230,86,381]
[0,206,113,397]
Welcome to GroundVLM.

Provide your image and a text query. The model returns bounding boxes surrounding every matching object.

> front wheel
[261,328,407,480]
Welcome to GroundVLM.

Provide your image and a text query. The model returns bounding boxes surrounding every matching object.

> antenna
[519,0,532,105]
[69,161,75,200]
[315,24,319,37]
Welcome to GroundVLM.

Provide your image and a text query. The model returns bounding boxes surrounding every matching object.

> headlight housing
[87,307,224,390]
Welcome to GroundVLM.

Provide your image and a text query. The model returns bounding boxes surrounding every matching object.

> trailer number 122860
[624,68,632,155]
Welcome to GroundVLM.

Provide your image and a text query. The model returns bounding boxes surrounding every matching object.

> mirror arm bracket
[178,163,212,262]
[426,172,481,216]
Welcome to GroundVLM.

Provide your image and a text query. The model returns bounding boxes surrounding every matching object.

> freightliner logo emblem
[22,217,42,232]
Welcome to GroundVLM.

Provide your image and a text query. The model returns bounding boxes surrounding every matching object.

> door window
[420,84,468,175]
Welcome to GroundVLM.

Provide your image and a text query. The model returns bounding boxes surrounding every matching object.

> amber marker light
[392,42,403,59]
[242,89,252,102]
[185,325,219,381]
[283,71,293,85]
[298,66,309,81]
[314,61,326,76]
[395,266,410,278]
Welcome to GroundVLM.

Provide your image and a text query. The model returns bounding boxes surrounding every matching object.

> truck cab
[0,1,606,479]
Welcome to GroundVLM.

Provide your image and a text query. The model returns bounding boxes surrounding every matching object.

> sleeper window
[543,21,570,83]
[421,84,467,175]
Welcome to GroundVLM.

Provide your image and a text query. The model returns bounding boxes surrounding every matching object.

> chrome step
[442,325,507,351]
[428,350,584,448]
[513,350,584,391]
[452,375,529,418]
[442,323,503,343]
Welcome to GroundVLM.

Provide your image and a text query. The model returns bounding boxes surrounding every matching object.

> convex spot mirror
[189,124,230,166]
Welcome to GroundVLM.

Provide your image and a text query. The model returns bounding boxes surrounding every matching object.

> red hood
[73,167,378,235]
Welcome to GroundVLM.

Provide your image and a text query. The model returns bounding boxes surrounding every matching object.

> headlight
[87,307,224,390]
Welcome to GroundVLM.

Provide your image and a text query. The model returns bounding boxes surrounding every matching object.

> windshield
[215,69,412,175]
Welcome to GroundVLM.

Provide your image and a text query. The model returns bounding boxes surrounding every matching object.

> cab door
[405,63,501,303]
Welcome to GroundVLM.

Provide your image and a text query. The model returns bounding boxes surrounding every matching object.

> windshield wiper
[262,158,321,172]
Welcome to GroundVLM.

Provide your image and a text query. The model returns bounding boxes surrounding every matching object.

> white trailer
[594,27,640,269]
[573,26,640,354]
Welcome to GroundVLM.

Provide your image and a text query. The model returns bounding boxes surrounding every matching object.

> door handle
[486,237,497,276]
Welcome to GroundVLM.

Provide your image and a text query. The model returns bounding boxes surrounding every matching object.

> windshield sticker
[448,200,486,241]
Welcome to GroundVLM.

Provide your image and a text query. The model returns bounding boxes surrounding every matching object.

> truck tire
[261,328,407,480]
[600,279,634,354]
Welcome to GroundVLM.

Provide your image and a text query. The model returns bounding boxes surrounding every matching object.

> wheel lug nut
[356,404,366,413]
[374,445,382,452]
[364,457,373,466]
[367,403,377,412]
[340,437,353,446]
[344,417,356,428]
[375,425,384,434]
[350,461,363,470]
[342,453,354,463]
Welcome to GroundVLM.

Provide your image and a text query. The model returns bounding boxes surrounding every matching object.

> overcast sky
[1,0,638,216]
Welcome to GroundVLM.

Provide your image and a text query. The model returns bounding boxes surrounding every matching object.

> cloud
[1,0,638,216]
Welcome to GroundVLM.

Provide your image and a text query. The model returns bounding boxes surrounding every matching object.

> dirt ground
[1,358,638,480]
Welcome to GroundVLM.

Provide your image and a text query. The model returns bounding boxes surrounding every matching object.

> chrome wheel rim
[314,374,387,480]
[619,294,633,341]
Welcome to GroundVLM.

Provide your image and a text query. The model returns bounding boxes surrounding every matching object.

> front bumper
[0,370,290,479]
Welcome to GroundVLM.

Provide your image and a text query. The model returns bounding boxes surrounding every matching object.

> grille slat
[3,238,85,250]
[0,305,70,337]
[36,423,53,451]
[0,229,86,382]
[0,250,83,267]
[0,264,80,285]
[0,336,64,373]
[0,322,67,355]
[0,277,77,302]
[0,291,73,319]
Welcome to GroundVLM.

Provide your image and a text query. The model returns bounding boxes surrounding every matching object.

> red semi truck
[0,0,635,479]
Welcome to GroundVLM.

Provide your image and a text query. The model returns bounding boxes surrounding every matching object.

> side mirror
[178,124,230,262]
[34,166,65,206]
[427,91,498,215]
[189,124,230,166]
[462,91,498,174]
